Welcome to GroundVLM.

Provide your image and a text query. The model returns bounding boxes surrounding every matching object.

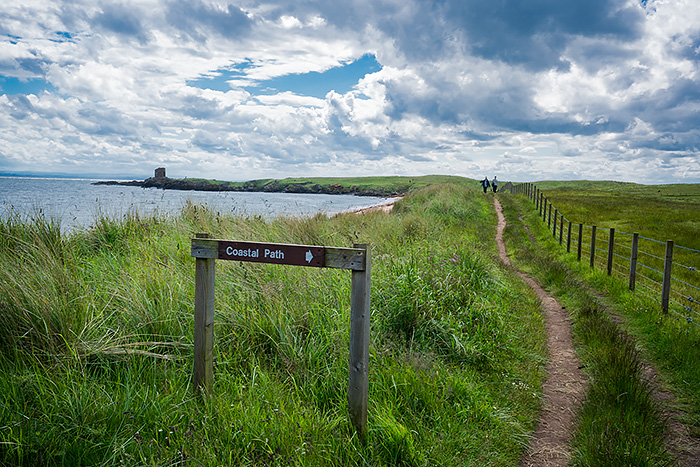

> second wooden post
[349,243,371,443]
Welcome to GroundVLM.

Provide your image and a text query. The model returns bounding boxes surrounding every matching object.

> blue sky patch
[50,31,75,43]
[0,76,57,95]
[186,60,253,92]
[189,54,382,98]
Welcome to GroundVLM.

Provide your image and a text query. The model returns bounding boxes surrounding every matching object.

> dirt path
[493,198,586,467]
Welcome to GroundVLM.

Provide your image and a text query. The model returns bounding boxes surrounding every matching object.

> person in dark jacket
[480,177,490,193]
[492,176,498,192]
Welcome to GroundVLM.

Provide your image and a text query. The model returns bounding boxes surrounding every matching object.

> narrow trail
[493,198,586,467]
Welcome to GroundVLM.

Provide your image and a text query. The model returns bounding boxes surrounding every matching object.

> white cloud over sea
[1,0,699,183]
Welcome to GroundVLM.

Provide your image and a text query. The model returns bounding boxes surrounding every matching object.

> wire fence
[509,182,700,325]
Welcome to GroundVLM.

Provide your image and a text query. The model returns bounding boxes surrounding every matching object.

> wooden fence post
[541,195,546,219]
[590,225,597,268]
[552,209,557,237]
[193,233,215,395]
[661,240,674,313]
[559,215,564,245]
[577,223,583,261]
[547,204,552,229]
[349,243,371,443]
[629,233,639,291]
[540,196,545,219]
[607,228,615,276]
[567,221,572,252]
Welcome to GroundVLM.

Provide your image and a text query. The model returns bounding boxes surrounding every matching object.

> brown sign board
[218,240,326,268]
[191,238,366,271]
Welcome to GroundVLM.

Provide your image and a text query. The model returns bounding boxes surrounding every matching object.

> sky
[1,0,699,184]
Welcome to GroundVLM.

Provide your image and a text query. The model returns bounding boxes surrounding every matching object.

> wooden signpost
[191,235,371,441]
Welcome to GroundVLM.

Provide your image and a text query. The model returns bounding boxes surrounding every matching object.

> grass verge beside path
[499,192,700,466]
[0,180,545,466]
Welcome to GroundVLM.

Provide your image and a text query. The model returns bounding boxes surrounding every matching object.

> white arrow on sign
[305,250,313,263]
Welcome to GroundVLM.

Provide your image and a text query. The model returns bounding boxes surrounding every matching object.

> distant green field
[529,180,700,251]
[534,180,700,203]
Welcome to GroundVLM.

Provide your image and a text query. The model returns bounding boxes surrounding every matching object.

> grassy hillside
[183,175,473,196]
[0,179,544,466]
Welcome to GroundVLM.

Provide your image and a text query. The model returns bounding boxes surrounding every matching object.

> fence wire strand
[638,262,663,276]
[671,276,700,293]
[638,250,665,262]
[675,244,700,254]
[639,235,666,245]
[674,260,699,272]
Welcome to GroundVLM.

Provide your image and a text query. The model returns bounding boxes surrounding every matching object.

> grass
[0,179,545,466]
[500,187,700,466]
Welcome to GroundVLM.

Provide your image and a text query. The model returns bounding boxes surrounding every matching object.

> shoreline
[348,197,402,215]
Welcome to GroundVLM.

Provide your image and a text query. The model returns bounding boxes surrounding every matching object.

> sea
[0,176,395,233]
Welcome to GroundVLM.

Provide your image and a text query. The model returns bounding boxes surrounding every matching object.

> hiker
[480,177,490,193]
[492,176,498,193]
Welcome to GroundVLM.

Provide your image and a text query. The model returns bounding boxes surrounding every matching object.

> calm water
[0,177,394,232]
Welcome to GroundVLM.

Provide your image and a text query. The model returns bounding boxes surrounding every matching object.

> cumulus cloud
[0,0,698,183]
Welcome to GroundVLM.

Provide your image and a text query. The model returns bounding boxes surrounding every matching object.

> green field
[531,180,700,250]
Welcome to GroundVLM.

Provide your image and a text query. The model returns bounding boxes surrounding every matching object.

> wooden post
[552,209,557,237]
[567,221,572,253]
[629,233,639,291]
[577,223,583,261]
[193,233,215,395]
[661,240,674,313]
[607,228,615,276]
[541,195,545,219]
[547,204,552,228]
[559,215,564,245]
[590,225,597,268]
[349,244,371,443]
[543,197,547,220]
